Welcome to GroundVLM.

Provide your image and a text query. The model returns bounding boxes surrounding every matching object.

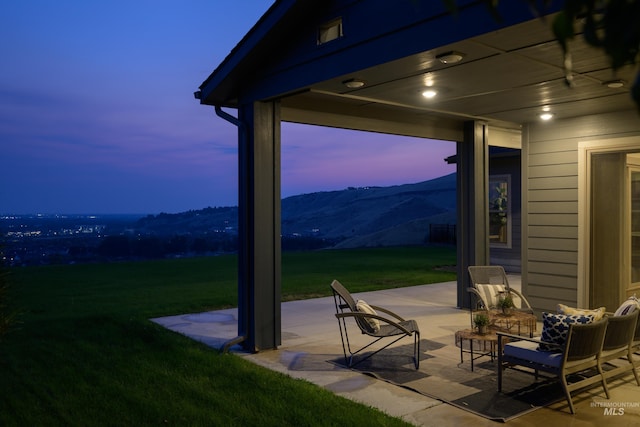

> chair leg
[413,331,420,370]
[560,374,576,414]
[497,335,504,392]
[597,361,611,399]
[336,317,351,367]
[629,349,640,386]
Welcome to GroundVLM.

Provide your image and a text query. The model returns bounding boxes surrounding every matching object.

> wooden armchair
[497,318,608,414]
[600,311,640,390]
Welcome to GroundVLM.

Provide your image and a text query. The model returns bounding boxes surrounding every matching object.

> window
[489,175,510,246]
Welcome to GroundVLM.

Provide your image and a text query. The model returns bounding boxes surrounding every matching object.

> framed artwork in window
[489,175,511,246]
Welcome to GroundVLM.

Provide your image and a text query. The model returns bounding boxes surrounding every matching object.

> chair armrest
[335,312,413,335]
[508,288,533,309]
[369,305,406,322]
[467,287,488,310]
[467,287,481,298]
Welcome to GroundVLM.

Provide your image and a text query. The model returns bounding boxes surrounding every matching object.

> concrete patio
[152,277,640,426]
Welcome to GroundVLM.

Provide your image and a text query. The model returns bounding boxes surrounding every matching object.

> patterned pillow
[557,304,606,321]
[614,296,640,316]
[539,312,595,351]
[356,300,380,333]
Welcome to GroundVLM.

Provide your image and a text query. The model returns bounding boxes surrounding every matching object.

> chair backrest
[634,313,640,343]
[331,279,357,311]
[467,266,523,309]
[565,318,608,362]
[602,311,639,352]
[468,266,510,287]
[330,280,373,334]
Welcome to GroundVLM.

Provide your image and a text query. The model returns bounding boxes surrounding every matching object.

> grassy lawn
[0,246,455,426]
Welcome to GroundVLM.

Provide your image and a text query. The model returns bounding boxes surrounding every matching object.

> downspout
[215,105,248,354]
[215,105,245,133]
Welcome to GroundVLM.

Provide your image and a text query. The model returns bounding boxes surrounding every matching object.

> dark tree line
[96,235,238,259]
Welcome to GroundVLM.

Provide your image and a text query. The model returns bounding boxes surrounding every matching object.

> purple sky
[1,0,455,215]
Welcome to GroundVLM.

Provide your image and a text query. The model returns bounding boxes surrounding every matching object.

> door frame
[625,158,640,297]
[578,136,640,307]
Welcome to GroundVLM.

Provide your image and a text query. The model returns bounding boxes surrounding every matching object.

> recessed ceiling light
[422,89,437,98]
[436,51,465,64]
[603,79,625,89]
[540,112,554,121]
[342,78,366,89]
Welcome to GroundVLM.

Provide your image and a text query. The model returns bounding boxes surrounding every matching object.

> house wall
[523,110,640,314]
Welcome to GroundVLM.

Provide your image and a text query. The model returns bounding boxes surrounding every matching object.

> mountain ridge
[136,172,457,248]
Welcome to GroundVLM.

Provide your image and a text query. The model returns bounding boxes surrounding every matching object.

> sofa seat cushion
[504,340,563,368]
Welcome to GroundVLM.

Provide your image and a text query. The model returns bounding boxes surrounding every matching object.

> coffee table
[488,310,537,337]
[455,328,500,371]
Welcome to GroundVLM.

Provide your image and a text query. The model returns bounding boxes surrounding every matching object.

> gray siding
[523,111,640,314]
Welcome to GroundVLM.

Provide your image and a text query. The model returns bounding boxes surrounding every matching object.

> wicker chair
[467,265,533,314]
[330,279,420,369]
[497,318,608,414]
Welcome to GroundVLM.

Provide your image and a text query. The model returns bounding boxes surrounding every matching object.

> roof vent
[318,18,343,45]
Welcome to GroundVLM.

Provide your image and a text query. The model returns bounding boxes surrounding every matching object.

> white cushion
[614,296,640,316]
[476,284,506,308]
[356,300,380,333]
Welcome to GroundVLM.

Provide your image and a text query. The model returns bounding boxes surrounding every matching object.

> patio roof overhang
[198,1,637,140]
[195,0,640,352]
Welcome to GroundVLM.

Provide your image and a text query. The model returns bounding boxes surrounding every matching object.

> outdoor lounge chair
[497,318,609,414]
[467,265,534,314]
[330,279,421,369]
[600,311,640,390]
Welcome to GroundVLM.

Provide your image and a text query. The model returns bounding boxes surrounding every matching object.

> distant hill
[136,172,457,248]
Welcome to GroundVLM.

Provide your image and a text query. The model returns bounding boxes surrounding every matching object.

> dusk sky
[1,0,456,215]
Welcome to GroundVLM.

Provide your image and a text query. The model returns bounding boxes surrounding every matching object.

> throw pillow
[557,304,606,321]
[539,312,595,351]
[476,284,506,309]
[356,300,381,333]
[614,296,640,316]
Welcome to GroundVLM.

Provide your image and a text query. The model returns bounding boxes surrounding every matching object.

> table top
[455,328,499,342]
[488,309,536,322]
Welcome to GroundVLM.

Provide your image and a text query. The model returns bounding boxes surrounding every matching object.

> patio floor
[152,277,640,426]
